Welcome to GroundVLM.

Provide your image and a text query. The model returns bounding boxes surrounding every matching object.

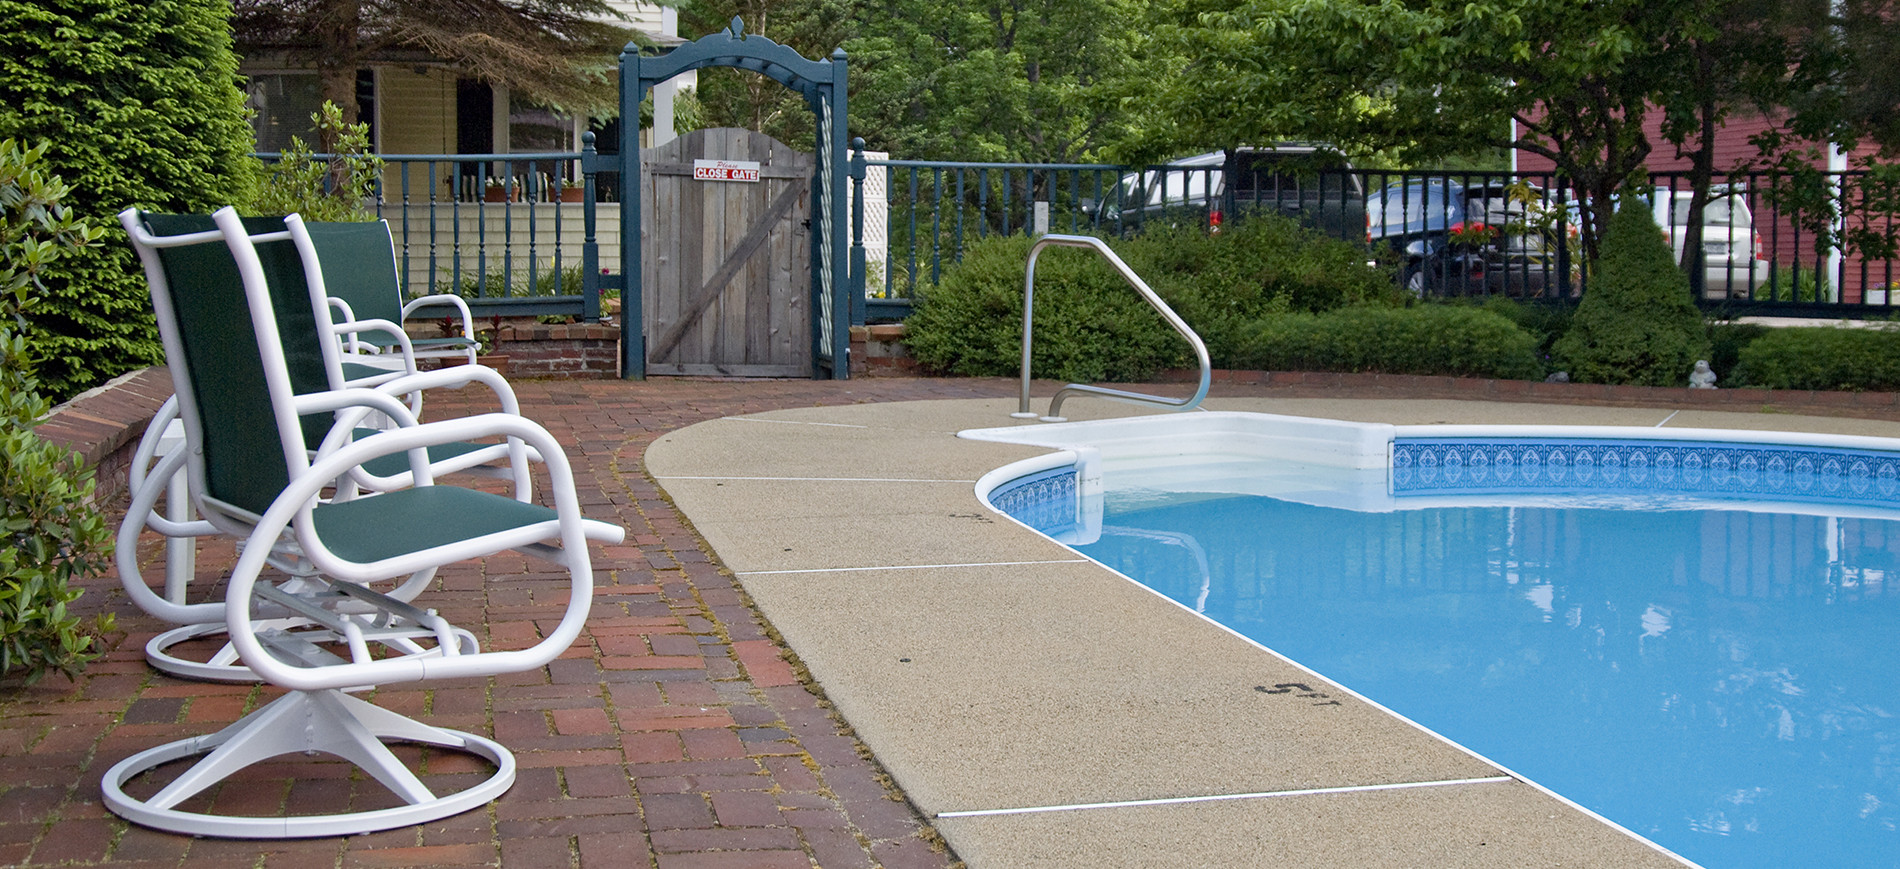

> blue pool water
[994,445,1900,869]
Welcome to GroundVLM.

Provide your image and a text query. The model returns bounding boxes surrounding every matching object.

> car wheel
[1402,262,1429,298]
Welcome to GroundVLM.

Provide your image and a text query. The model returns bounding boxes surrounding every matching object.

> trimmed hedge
[903,219,1401,382]
[1732,326,1900,391]
[903,233,1190,382]
[0,0,258,400]
[1228,305,1544,380]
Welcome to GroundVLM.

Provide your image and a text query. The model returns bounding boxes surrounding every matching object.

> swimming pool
[966,413,1900,869]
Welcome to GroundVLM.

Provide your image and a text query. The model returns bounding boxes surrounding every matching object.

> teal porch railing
[261,133,617,322]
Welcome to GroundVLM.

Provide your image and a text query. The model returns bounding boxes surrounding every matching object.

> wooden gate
[642,128,812,376]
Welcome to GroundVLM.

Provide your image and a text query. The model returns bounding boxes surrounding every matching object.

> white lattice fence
[852,151,891,295]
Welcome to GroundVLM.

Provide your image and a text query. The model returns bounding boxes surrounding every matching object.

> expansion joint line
[935,776,1516,818]
[741,559,1090,576]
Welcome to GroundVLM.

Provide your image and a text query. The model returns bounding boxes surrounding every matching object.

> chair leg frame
[101,688,514,839]
[144,616,480,683]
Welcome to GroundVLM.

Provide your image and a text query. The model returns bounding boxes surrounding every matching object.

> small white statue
[1689,360,1718,389]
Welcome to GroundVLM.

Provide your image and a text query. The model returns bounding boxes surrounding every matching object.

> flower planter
[559,187,584,203]
[483,187,513,203]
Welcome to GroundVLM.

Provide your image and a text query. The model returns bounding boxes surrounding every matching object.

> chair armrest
[223,411,625,691]
[331,316,420,380]
[328,297,362,352]
[367,362,522,416]
[297,388,422,450]
[402,293,476,340]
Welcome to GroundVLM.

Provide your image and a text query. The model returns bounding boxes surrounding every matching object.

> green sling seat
[102,206,624,838]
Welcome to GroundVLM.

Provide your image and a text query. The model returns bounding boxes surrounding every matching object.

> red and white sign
[692,159,762,183]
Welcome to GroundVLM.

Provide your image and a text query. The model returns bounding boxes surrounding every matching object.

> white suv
[1648,189,1771,299]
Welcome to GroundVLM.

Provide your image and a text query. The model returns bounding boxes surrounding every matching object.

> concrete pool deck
[647,394,1900,869]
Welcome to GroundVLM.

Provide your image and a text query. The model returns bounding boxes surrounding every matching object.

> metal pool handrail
[1013,234,1211,422]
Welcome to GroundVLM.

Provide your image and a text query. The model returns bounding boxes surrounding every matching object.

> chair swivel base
[102,688,513,839]
[144,619,481,683]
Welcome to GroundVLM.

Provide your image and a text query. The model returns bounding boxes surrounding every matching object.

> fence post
[850,138,868,325]
[580,132,602,323]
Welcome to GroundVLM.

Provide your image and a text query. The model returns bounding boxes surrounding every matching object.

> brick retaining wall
[493,322,619,378]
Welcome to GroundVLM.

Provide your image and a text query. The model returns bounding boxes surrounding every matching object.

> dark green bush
[1706,321,1770,385]
[1760,267,1827,303]
[904,234,1191,381]
[0,140,116,684]
[1731,326,1900,391]
[0,0,259,401]
[1551,203,1711,386]
[903,218,1399,381]
[1477,296,1574,366]
[1229,305,1544,380]
[442,264,591,299]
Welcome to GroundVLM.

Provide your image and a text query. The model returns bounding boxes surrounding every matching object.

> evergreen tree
[1553,202,1712,386]
[0,0,259,400]
[232,0,639,126]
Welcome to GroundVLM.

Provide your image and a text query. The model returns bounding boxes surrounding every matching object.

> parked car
[1083,145,1366,238]
[1644,188,1772,299]
[1366,179,1573,297]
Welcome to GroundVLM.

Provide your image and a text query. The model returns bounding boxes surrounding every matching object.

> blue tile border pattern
[987,465,1078,537]
[1394,438,1900,506]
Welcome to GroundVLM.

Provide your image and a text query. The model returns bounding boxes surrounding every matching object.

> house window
[509,97,578,188]
[246,73,322,153]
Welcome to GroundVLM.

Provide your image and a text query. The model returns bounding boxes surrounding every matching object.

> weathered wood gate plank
[642,128,811,376]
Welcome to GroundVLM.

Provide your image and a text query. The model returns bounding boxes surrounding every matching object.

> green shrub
[249,102,383,223]
[1706,320,1770,385]
[441,264,591,299]
[903,218,1398,381]
[904,234,1190,381]
[1731,326,1900,391]
[0,0,259,402]
[1229,305,1544,380]
[0,139,116,684]
[1552,202,1711,386]
[1477,296,1574,364]
[1760,266,1827,303]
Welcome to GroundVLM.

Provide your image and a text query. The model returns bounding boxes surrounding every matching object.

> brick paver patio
[8,376,1029,869]
[11,371,1900,868]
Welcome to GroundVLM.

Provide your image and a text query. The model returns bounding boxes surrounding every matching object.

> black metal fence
[850,151,1900,321]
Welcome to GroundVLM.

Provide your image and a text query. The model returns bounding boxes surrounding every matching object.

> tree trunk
[315,0,365,149]
[1678,49,1722,298]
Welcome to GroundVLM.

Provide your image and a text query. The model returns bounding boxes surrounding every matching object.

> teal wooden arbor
[618,18,852,379]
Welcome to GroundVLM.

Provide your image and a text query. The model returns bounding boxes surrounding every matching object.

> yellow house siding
[605,1,668,31]
[378,66,459,202]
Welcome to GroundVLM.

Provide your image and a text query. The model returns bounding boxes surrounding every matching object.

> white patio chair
[310,217,480,371]
[113,210,533,683]
[102,206,624,838]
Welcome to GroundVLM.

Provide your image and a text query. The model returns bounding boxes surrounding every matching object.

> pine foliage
[0,0,258,401]
[1553,201,1711,386]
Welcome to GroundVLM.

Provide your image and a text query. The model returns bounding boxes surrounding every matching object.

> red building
[1516,113,1896,303]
